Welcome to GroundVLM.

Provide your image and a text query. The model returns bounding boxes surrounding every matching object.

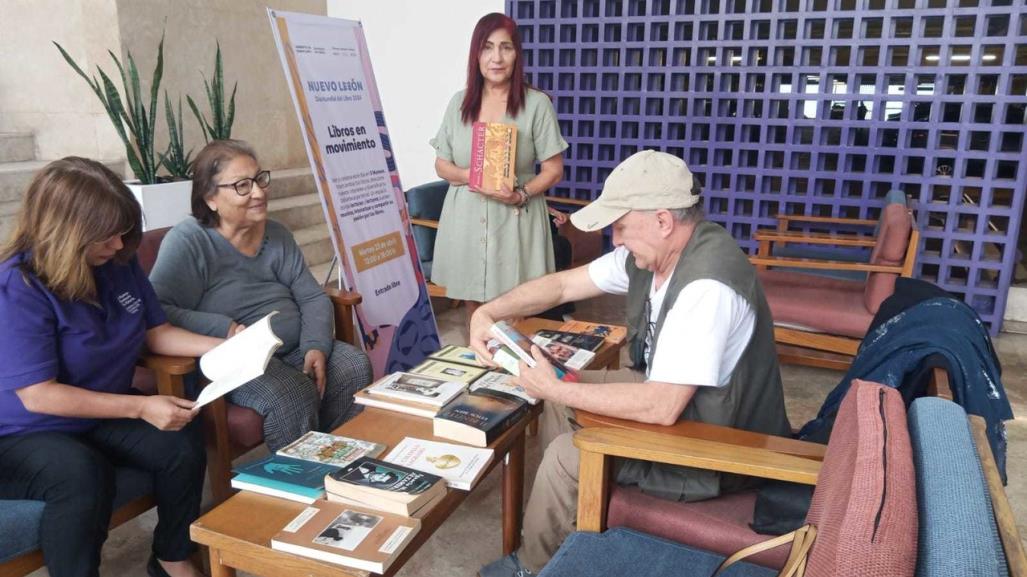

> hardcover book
[230,454,340,504]
[433,388,529,447]
[469,122,517,194]
[470,371,538,405]
[195,311,283,407]
[324,457,446,516]
[365,372,466,407]
[428,344,487,368]
[384,437,493,491]
[533,329,606,352]
[271,500,420,574]
[408,359,489,384]
[353,388,440,419]
[277,431,386,468]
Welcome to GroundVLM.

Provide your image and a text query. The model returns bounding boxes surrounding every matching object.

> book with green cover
[231,454,340,503]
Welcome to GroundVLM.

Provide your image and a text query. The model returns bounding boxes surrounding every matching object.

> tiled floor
[28,294,1027,576]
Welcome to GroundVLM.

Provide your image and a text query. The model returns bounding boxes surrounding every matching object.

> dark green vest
[617,220,791,502]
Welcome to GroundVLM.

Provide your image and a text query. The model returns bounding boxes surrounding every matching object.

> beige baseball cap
[570,150,702,232]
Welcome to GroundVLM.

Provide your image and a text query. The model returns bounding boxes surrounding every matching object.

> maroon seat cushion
[804,380,917,577]
[137,227,172,275]
[758,270,872,338]
[608,487,790,569]
[863,204,912,314]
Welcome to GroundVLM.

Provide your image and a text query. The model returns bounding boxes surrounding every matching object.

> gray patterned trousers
[226,340,372,452]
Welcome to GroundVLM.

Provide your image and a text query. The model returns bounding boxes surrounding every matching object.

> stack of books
[324,456,447,517]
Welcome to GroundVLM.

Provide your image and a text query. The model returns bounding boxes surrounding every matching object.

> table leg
[502,431,526,555]
[208,548,236,577]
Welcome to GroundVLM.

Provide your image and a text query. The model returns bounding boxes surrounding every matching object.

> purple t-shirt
[0,253,167,436]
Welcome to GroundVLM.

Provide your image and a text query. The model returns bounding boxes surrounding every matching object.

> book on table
[364,372,466,407]
[327,486,445,519]
[324,456,447,517]
[470,371,538,405]
[353,388,440,419]
[231,454,339,504]
[384,437,493,491]
[408,358,489,384]
[557,320,628,346]
[428,344,488,367]
[277,431,387,468]
[433,387,529,447]
[487,320,576,381]
[533,329,605,352]
[469,122,517,194]
[271,499,420,574]
[195,311,283,407]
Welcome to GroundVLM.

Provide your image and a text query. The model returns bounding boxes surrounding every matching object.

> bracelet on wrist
[515,186,530,207]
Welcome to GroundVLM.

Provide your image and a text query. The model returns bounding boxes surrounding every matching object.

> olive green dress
[430,89,568,302]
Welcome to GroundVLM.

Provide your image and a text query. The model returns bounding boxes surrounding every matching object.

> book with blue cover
[231,454,341,503]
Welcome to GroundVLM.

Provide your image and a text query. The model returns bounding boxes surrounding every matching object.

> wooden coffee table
[191,403,541,577]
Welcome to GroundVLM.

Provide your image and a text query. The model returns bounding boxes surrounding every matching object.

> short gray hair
[667,205,704,224]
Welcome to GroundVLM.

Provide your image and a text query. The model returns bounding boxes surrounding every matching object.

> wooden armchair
[560,380,1026,577]
[750,202,919,369]
[0,354,195,577]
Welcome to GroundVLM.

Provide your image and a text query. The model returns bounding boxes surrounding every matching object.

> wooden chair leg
[204,397,234,505]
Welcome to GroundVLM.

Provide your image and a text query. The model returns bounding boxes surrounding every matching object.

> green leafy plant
[54,33,165,184]
[188,42,236,142]
[160,92,193,179]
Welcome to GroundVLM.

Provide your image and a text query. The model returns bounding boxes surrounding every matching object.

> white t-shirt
[587,246,755,387]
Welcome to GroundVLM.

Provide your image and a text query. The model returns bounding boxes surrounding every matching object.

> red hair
[460,13,528,124]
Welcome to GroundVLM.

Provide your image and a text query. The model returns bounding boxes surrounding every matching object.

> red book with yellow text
[469,122,517,194]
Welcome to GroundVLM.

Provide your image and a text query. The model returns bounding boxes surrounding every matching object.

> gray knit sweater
[148,218,333,356]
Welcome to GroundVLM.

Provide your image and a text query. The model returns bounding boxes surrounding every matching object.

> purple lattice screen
[508,0,1027,333]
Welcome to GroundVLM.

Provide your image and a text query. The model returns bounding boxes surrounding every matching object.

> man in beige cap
[475,150,790,577]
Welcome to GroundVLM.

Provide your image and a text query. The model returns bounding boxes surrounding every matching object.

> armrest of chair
[749,255,905,274]
[138,354,195,398]
[969,416,1027,576]
[574,427,821,532]
[325,287,363,347]
[410,217,440,229]
[775,214,877,230]
[575,409,825,461]
[545,195,591,208]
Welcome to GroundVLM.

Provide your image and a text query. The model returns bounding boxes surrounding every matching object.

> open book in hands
[194,312,284,407]
[487,321,576,381]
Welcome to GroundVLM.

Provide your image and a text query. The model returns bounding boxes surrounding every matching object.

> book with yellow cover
[469,122,517,194]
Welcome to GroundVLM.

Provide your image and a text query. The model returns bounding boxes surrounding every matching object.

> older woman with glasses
[148,139,372,452]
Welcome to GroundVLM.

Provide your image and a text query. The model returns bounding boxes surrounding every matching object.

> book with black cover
[432,387,529,447]
[534,329,605,352]
[324,457,447,516]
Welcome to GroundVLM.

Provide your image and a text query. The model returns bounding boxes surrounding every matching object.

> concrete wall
[0,0,325,171]
[327,0,504,189]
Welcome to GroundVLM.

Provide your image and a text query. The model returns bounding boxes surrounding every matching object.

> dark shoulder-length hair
[460,13,528,124]
[0,157,142,302]
[190,139,258,227]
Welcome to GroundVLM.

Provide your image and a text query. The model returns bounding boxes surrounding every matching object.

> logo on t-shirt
[116,291,142,314]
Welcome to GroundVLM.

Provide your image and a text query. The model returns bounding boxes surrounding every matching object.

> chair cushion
[804,380,917,577]
[759,270,873,338]
[200,402,265,451]
[0,466,153,562]
[607,487,790,569]
[137,227,172,275]
[404,181,449,278]
[908,397,1007,577]
[539,528,777,577]
[864,203,911,313]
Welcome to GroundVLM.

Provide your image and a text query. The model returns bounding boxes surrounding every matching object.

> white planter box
[126,180,192,231]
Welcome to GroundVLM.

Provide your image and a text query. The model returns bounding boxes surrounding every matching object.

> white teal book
[384,437,493,491]
[230,454,340,504]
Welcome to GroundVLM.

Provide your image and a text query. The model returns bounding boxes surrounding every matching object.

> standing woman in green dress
[430,12,568,326]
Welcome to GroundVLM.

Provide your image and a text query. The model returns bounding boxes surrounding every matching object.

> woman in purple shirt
[0,158,221,577]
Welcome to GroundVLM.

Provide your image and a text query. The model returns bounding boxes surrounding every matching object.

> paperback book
[327,486,445,519]
[324,457,447,516]
[408,358,489,385]
[488,321,576,381]
[271,500,420,574]
[276,431,386,468]
[470,371,538,405]
[469,122,517,194]
[365,372,466,408]
[353,388,440,419]
[530,334,595,370]
[433,388,529,447]
[428,344,487,368]
[195,311,283,407]
[231,454,340,504]
[385,437,493,491]
[558,320,627,346]
[533,329,605,352]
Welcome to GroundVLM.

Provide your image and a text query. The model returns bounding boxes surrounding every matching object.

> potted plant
[54,32,192,230]
[188,41,237,142]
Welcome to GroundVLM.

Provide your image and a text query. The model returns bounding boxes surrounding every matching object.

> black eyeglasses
[215,170,271,196]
